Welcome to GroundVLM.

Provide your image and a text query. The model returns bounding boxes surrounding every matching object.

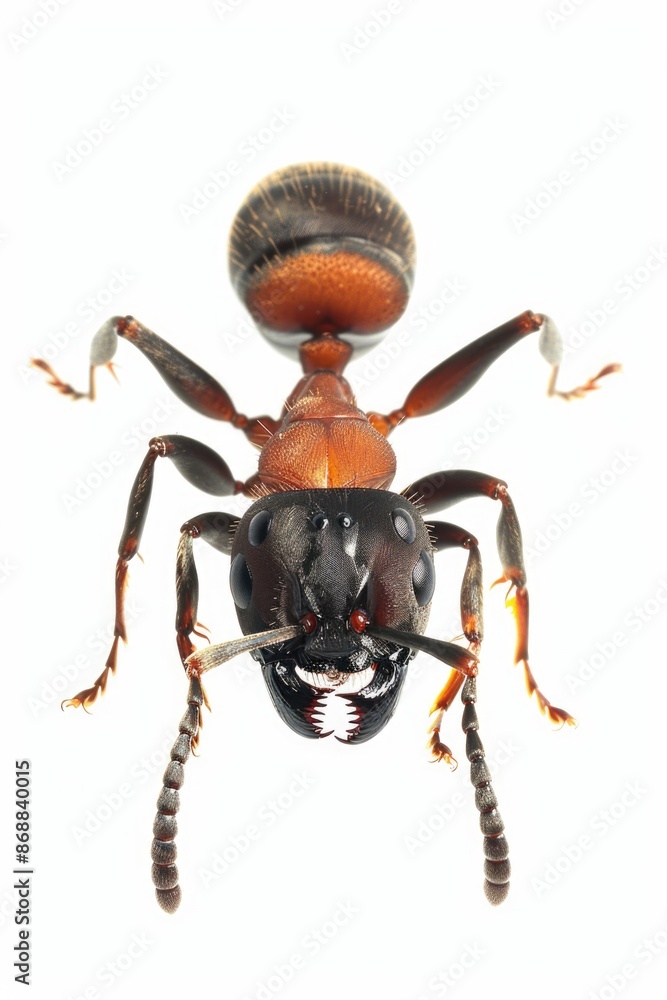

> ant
[32,162,619,911]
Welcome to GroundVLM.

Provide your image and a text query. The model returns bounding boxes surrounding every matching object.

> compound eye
[312,512,328,530]
[412,550,435,607]
[391,507,416,544]
[248,509,272,546]
[230,554,253,609]
[337,513,354,529]
[300,612,318,634]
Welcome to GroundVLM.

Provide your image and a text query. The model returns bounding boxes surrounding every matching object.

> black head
[230,489,435,743]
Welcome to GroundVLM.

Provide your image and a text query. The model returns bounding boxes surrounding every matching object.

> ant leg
[62,438,242,711]
[31,315,279,446]
[427,522,483,767]
[405,470,575,727]
[367,310,620,435]
[175,512,237,664]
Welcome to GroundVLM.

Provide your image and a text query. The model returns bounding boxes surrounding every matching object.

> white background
[3,1,663,998]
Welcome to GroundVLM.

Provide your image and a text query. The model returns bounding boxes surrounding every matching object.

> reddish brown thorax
[257,365,397,491]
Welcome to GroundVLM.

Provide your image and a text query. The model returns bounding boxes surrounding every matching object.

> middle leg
[63,438,244,711]
[406,470,575,727]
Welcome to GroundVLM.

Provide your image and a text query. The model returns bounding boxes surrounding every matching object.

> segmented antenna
[151,674,204,913]
[150,625,300,913]
[461,676,511,904]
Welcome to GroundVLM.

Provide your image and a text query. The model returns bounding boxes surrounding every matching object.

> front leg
[367,310,620,435]
[175,512,237,664]
[426,521,483,766]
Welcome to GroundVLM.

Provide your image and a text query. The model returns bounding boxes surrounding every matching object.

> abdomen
[228,162,416,357]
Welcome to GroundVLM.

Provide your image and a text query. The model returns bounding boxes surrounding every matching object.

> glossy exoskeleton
[34,162,619,913]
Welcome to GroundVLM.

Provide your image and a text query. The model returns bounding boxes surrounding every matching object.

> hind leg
[368,310,620,435]
[32,315,279,446]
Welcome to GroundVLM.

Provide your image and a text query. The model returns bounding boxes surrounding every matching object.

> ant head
[230,489,435,743]
[230,488,434,644]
